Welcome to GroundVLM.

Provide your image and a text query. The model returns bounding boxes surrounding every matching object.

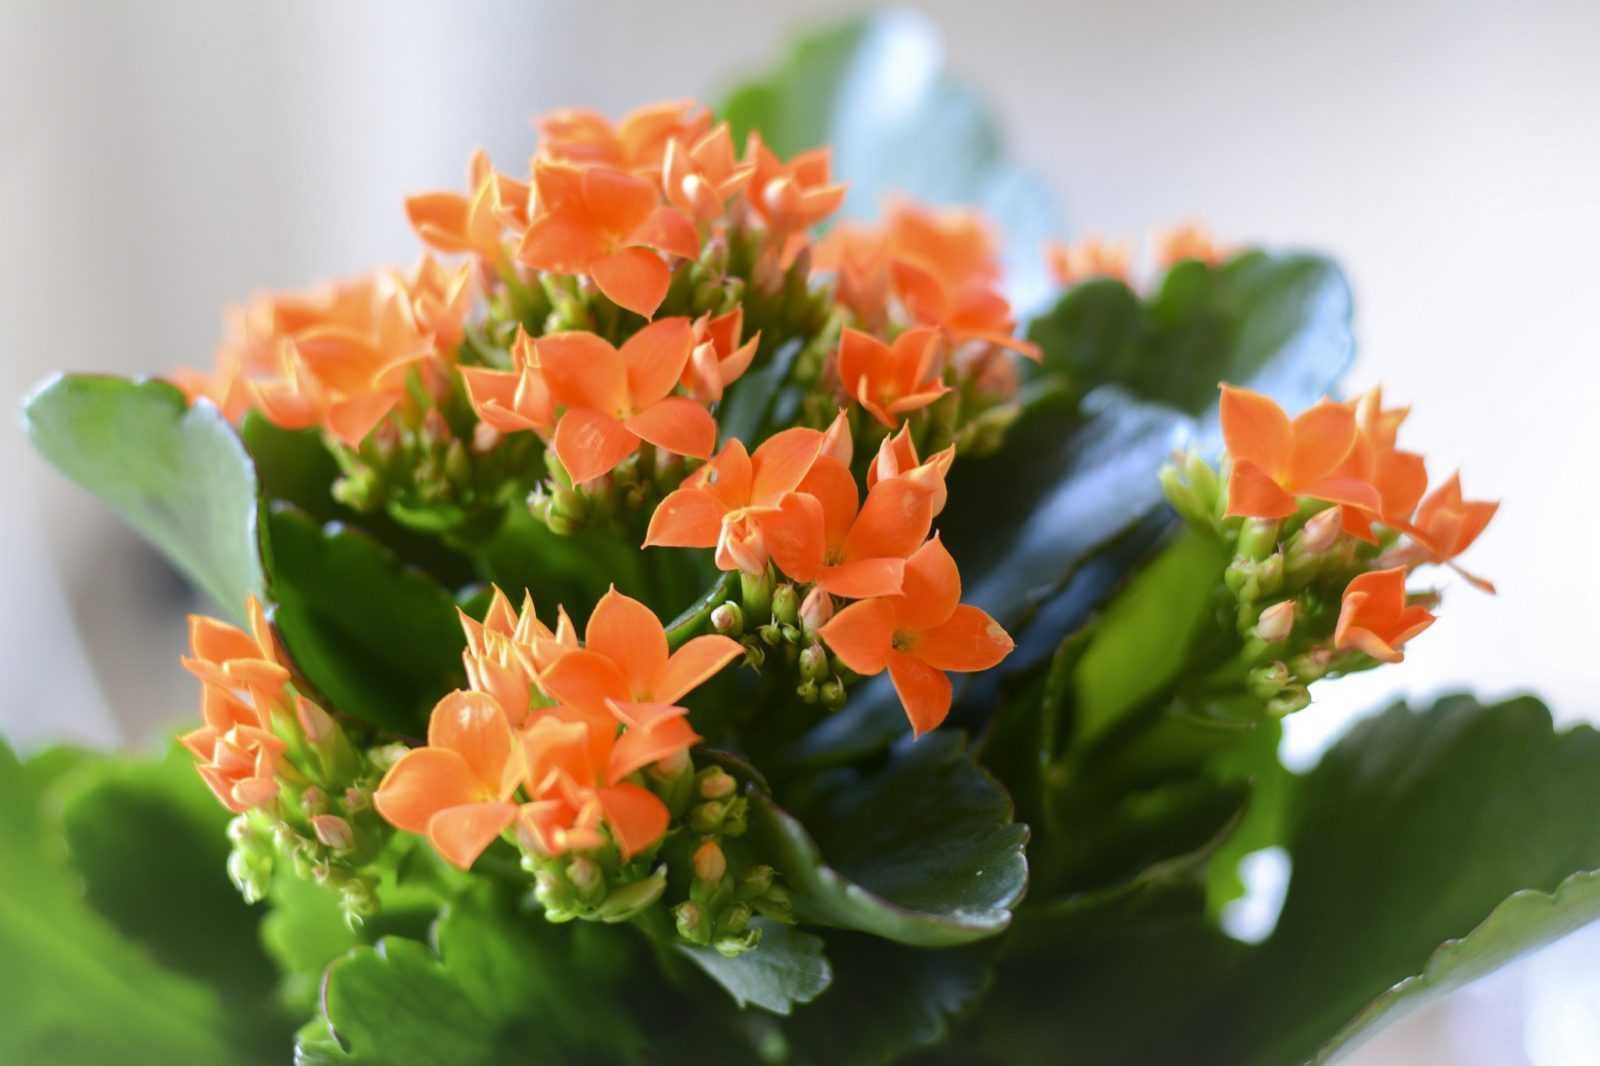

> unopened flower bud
[1267,685,1312,718]
[675,901,707,944]
[368,743,409,772]
[711,601,744,636]
[343,786,371,813]
[566,857,604,901]
[1302,507,1342,553]
[693,841,728,884]
[691,801,726,834]
[740,569,773,621]
[300,786,327,817]
[772,584,800,626]
[1256,601,1296,643]
[796,679,819,703]
[738,865,775,899]
[1236,518,1281,562]
[312,814,354,852]
[820,679,846,711]
[296,696,336,745]
[798,643,829,682]
[799,587,834,633]
[758,623,783,647]
[697,767,737,800]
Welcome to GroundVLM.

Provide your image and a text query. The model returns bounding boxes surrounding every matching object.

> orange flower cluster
[373,587,742,870]
[408,100,844,319]
[174,259,473,445]
[816,199,1039,391]
[1045,223,1224,289]
[1219,384,1498,663]
[179,597,332,813]
[646,413,1008,733]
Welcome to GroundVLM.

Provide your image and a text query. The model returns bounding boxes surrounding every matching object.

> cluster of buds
[708,573,848,712]
[178,598,387,922]
[1161,384,1496,718]
[673,766,792,957]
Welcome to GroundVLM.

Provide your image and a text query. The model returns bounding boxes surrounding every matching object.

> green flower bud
[772,584,800,626]
[690,800,726,834]
[737,865,775,899]
[594,865,667,923]
[697,767,737,800]
[796,679,819,704]
[820,679,847,711]
[675,901,708,945]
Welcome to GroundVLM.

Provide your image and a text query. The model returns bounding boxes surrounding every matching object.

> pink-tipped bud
[312,814,354,851]
[653,748,692,779]
[1302,508,1342,554]
[296,696,336,745]
[1257,601,1296,643]
[693,840,728,884]
[799,587,834,632]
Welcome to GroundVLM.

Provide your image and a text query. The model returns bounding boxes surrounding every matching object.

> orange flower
[1333,568,1435,664]
[884,199,1001,292]
[1157,222,1222,267]
[1331,387,1428,542]
[180,686,286,813]
[1046,236,1131,286]
[405,148,529,261]
[399,256,477,358]
[1219,385,1381,519]
[866,423,955,517]
[517,713,670,859]
[744,132,847,264]
[516,162,699,318]
[662,122,756,226]
[539,100,711,175]
[757,452,937,599]
[890,259,1039,359]
[374,690,524,870]
[180,597,290,706]
[534,318,716,484]
[819,535,1013,735]
[836,326,949,428]
[458,586,576,725]
[644,425,831,573]
[1408,473,1499,592]
[814,221,893,329]
[537,589,743,756]
[681,306,760,404]
[459,327,557,437]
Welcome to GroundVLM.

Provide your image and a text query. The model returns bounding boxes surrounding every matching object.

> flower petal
[914,605,1014,672]
[427,690,520,799]
[374,748,480,833]
[844,477,934,562]
[819,558,906,600]
[894,535,962,631]
[591,247,671,318]
[625,396,716,460]
[536,331,628,413]
[749,427,824,505]
[596,784,670,860]
[586,588,670,701]
[621,316,695,407]
[757,491,827,585]
[643,487,726,548]
[1225,459,1298,519]
[518,209,608,273]
[818,598,897,676]
[426,802,518,870]
[538,648,630,714]
[1220,385,1291,473]
[553,408,638,484]
[886,650,953,737]
[658,635,744,705]
[632,205,700,261]
[1288,400,1359,485]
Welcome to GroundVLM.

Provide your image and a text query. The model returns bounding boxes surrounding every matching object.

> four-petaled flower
[662,123,756,226]
[1333,568,1435,664]
[819,535,1013,735]
[744,132,847,265]
[836,326,949,428]
[517,163,699,318]
[537,318,717,484]
[459,326,557,437]
[374,690,525,870]
[681,307,760,405]
[405,148,529,261]
[1408,473,1499,592]
[1219,384,1381,519]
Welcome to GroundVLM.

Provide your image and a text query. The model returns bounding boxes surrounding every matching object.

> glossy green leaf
[721,9,1062,309]
[23,374,263,616]
[677,919,832,1015]
[301,891,646,1065]
[751,733,1027,947]
[53,743,281,1003]
[1028,251,1354,418]
[262,505,465,735]
[0,739,277,1065]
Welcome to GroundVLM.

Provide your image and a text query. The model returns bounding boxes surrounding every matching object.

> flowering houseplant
[11,13,1600,1066]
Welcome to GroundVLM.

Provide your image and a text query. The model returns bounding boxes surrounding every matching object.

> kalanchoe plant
[9,14,1595,1066]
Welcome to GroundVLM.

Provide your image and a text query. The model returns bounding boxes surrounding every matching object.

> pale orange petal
[1220,385,1291,473]
[552,408,638,484]
[536,331,628,413]
[591,247,671,318]
[517,210,608,272]
[818,598,897,676]
[913,605,1013,672]
[596,784,670,859]
[621,316,696,407]
[426,802,518,870]
[582,166,658,235]
[894,536,963,632]
[624,397,716,459]
[643,487,727,548]
[749,427,824,505]
[633,205,700,260]
[657,635,744,704]
[844,478,934,562]
[819,558,906,600]
[374,748,481,833]
[539,648,631,714]
[587,587,670,700]
[427,690,520,799]
[1288,401,1359,486]
[757,491,827,585]
[1225,459,1299,519]
[886,650,953,737]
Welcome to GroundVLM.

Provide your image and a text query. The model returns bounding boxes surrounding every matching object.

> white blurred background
[3,2,1597,1062]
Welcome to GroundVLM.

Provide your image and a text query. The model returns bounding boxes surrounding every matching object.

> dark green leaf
[1027,251,1354,418]
[787,932,994,1066]
[302,891,646,1065]
[677,919,832,1015]
[751,733,1027,947]
[23,374,263,616]
[262,505,465,735]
